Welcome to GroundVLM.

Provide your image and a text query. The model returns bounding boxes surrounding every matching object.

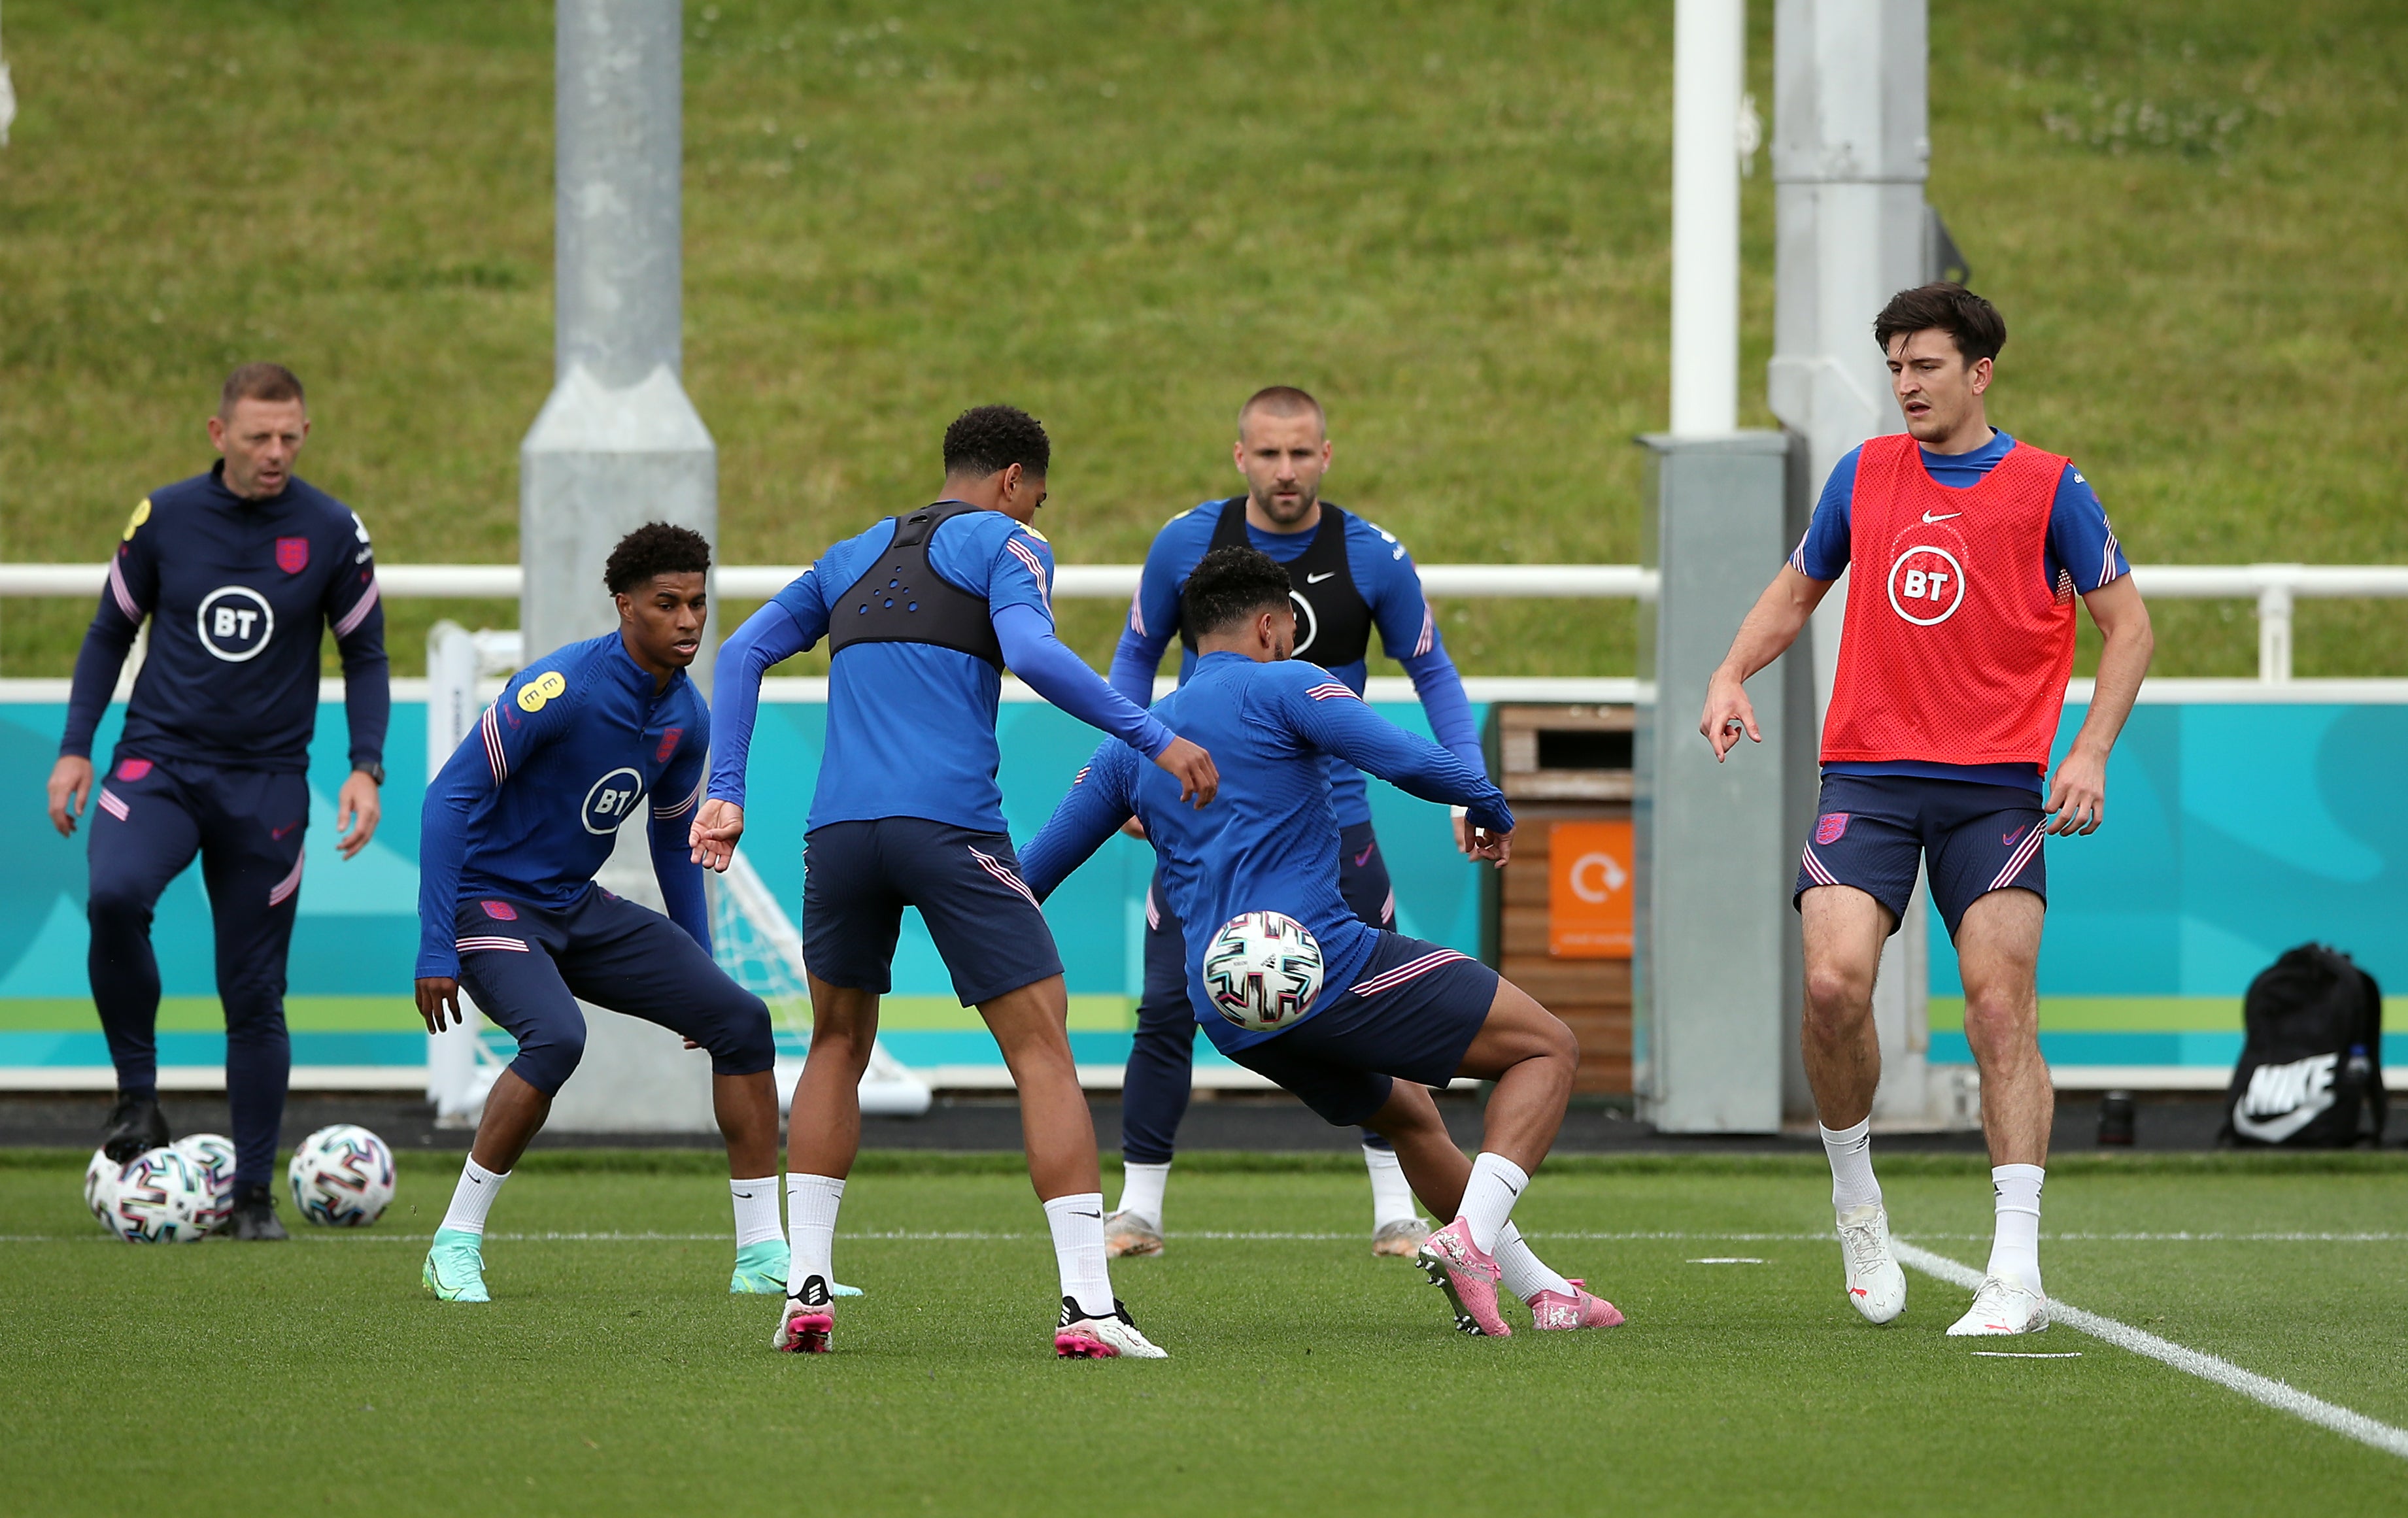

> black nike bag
[2218,944,2386,1148]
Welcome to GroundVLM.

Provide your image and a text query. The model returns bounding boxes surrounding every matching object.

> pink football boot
[1530,1277,1625,1332]
[1416,1217,1511,1336]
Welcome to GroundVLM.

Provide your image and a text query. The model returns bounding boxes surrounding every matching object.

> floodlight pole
[1767,0,1939,1124]
[1634,0,1799,1134]
[519,0,719,1133]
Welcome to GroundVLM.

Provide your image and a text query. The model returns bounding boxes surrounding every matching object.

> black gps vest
[825,501,1006,670]
[1178,499,1372,666]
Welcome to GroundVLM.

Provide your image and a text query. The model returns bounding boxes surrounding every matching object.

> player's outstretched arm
[1281,672,1514,860]
[1017,743,1140,902]
[2047,575,2153,836]
[1700,565,1831,762]
[701,586,822,851]
[1103,530,1183,707]
[991,603,1217,805]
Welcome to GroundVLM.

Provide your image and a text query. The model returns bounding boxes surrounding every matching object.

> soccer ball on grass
[171,1132,238,1234]
[82,1149,125,1232]
[1201,911,1325,1033]
[288,1124,396,1227]
[107,1145,213,1243]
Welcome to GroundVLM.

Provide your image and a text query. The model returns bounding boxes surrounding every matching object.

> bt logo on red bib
[1886,545,1966,626]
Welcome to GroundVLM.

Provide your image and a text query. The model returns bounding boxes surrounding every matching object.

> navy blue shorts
[1223,931,1499,1128]
[452,888,775,1097]
[1793,773,2048,939]
[801,817,1063,1005]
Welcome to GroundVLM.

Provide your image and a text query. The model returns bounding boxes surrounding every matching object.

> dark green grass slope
[0,1,2401,681]
[1,1156,2403,1515]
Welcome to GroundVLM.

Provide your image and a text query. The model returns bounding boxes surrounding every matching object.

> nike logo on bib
[1306,571,1336,583]
[1922,511,1962,523]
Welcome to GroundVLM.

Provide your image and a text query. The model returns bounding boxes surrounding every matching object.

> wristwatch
[353,762,386,786]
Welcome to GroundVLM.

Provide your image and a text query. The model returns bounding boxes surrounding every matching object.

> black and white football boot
[774,1273,836,1353]
[1055,1296,1168,1359]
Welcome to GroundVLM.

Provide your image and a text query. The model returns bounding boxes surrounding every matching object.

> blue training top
[61,463,390,773]
[416,631,712,980]
[710,505,1174,837]
[1789,430,2131,790]
[1106,501,1482,828]
[1020,652,1512,1053]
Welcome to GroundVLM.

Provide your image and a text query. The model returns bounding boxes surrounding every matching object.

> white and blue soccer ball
[1201,911,1324,1033]
[107,1145,213,1243]
[288,1124,396,1227]
[171,1132,238,1234]
[83,1149,126,1232]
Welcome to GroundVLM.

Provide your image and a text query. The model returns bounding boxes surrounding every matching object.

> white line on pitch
[1891,1240,2408,1462]
[9,1228,2407,1245]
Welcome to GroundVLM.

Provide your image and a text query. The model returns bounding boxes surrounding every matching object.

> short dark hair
[1873,283,2005,367]
[1237,384,1325,435]
[605,522,711,594]
[942,404,1050,480]
[1181,545,1294,638]
[219,362,305,417]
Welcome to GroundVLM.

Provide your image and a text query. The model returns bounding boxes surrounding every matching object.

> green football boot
[730,1240,788,1295]
[423,1227,491,1303]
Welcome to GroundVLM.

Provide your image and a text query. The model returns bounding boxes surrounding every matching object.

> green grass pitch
[3,1151,2404,1514]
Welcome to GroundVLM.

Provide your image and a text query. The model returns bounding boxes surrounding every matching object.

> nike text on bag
[2219,944,2386,1148]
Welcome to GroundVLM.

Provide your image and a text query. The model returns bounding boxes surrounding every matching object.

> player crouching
[1021,546,1621,1337]
[413,525,784,1303]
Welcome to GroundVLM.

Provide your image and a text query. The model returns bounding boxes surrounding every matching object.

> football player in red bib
[1699,284,2154,1336]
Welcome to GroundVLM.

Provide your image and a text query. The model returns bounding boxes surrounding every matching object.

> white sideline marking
[1973,1351,2083,1358]
[1892,1241,2408,1462]
[10,1228,2408,1246]
[1687,1257,1767,1264]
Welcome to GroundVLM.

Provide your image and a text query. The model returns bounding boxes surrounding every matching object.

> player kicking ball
[693,406,1218,1360]
[415,525,785,1304]
[1021,547,1621,1337]
[1701,284,2152,1336]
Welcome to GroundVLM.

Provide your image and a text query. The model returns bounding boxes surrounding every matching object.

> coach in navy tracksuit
[46,363,390,1241]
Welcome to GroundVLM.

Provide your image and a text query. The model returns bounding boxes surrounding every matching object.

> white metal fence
[3,560,2405,683]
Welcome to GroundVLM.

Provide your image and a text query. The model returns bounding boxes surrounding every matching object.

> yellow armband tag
[122,499,151,541]
[516,669,568,713]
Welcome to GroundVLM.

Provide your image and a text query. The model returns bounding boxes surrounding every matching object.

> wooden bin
[1482,704,1635,1095]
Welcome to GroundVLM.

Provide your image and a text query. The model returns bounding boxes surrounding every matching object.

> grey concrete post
[1765,0,1937,1124]
[1634,433,1798,1134]
[523,0,718,1133]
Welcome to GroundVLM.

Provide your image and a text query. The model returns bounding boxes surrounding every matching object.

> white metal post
[1670,0,1745,437]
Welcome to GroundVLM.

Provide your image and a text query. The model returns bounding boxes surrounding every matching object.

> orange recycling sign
[1548,819,1633,959]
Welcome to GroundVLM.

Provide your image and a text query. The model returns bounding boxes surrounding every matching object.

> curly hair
[1873,283,2005,366]
[603,522,712,594]
[941,404,1051,480]
[1181,545,1295,638]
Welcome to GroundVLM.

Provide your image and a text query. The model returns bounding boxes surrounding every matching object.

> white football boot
[1945,1272,2050,1336]
[1055,1296,1170,1359]
[1371,1216,1431,1258]
[1835,1202,1907,1325]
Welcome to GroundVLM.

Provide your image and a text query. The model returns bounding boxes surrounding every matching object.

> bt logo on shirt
[1886,545,1967,627]
[581,767,646,835]
[197,586,277,662]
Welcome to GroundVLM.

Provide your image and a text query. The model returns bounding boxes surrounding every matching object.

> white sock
[1458,1152,1529,1255]
[730,1176,781,1249]
[785,1173,845,1298]
[1115,1161,1170,1228]
[1042,1192,1114,1319]
[439,1156,508,1236]
[1820,1117,1882,1215]
[1495,1221,1576,1302]
[1986,1164,2044,1293]
[1362,1143,1419,1229]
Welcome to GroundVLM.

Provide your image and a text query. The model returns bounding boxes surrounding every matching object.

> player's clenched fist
[688,797,745,871]
[1153,735,1218,807]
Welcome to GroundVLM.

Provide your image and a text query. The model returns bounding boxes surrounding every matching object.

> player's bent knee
[1802,966,1874,1026]
[716,999,777,1076]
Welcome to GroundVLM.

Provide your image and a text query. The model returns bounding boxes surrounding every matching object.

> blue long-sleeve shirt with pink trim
[415,632,711,980]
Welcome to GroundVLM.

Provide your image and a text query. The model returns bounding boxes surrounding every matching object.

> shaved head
[1236,384,1325,439]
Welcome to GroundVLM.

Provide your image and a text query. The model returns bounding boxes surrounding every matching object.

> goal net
[706,848,932,1117]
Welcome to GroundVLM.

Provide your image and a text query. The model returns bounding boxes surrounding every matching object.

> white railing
[3,560,2405,683]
